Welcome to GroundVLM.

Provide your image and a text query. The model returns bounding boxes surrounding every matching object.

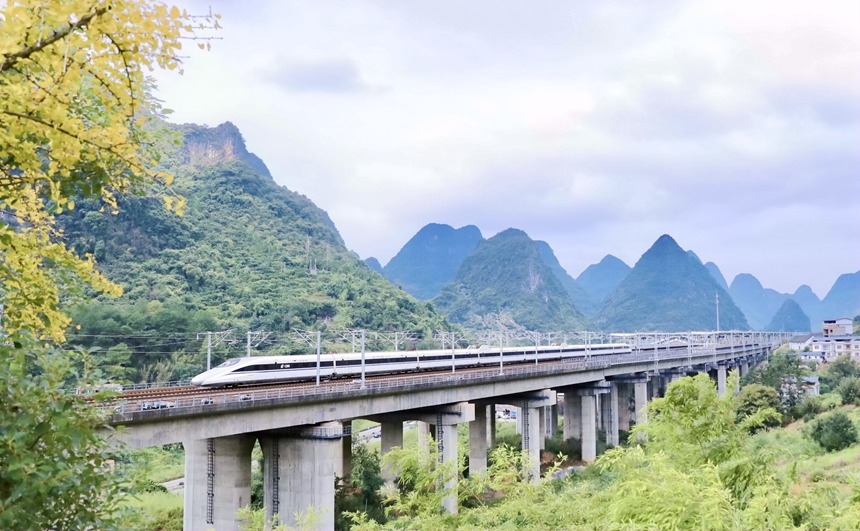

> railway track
[99,359,575,414]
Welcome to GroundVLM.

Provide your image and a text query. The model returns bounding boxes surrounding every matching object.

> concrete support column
[380,420,404,485]
[580,393,598,462]
[515,406,522,434]
[488,411,496,448]
[339,428,352,480]
[469,404,489,477]
[409,403,475,514]
[436,421,459,514]
[522,405,542,481]
[616,383,631,432]
[184,435,254,531]
[607,382,620,446]
[563,393,582,441]
[717,364,728,397]
[650,376,662,399]
[633,380,648,427]
[262,422,344,531]
[538,406,547,450]
[569,382,609,462]
[600,387,614,446]
[740,360,749,378]
[511,390,557,482]
[547,404,559,438]
[414,421,432,466]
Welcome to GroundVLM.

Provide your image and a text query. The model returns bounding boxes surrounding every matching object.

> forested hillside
[433,229,588,331]
[596,235,748,332]
[58,122,447,380]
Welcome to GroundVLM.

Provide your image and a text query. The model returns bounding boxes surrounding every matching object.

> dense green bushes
[807,411,859,452]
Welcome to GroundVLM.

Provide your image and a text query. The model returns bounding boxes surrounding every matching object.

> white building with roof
[823,318,853,337]
[810,335,860,361]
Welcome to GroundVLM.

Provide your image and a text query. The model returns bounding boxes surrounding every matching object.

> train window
[216,358,243,368]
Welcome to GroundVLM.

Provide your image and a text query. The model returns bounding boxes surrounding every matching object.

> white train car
[190,343,633,387]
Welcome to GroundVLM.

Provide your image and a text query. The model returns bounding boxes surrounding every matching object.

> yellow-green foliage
[0,1,219,345]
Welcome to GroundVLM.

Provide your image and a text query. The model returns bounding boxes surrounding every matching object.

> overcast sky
[156,0,859,298]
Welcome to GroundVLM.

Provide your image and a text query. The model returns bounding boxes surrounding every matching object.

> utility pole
[360,330,366,389]
[246,330,272,357]
[316,330,322,385]
[715,292,720,333]
[196,329,235,371]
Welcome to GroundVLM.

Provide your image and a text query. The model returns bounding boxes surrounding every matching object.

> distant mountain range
[378,223,857,333]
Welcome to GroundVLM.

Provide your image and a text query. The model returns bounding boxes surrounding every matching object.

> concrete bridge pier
[379,420,404,486]
[517,390,557,481]
[546,404,559,438]
[416,421,431,463]
[634,376,649,427]
[260,422,345,531]
[469,404,491,477]
[575,382,610,462]
[740,359,749,378]
[616,382,632,432]
[562,393,582,442]
[538,406,547,450]
[600,384,616,447]
[717,363,728,396]
[183,435,255,531]
[416,403,475,513]
[609,374,649,440]
[607,382,620,446]
[339,428,352,480]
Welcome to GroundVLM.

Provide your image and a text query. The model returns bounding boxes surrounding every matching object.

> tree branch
[0,6,109,73]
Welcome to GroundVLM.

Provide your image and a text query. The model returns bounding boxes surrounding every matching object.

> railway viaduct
[108,332,784,531]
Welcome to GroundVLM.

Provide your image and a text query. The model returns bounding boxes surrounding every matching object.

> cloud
[157,0,860,296]
[264,58,368,93]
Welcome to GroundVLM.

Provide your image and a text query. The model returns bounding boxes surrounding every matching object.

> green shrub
[807,411,859,452]
[797,395,824,422]
[837,377,860,405]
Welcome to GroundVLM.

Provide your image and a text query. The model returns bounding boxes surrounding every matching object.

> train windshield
[216,358,243,368]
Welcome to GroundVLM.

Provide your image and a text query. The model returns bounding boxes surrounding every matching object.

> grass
[749,397,860,492]
[124,446,185,483]
[120,491,183,531]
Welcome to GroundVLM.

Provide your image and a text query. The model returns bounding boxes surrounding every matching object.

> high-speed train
[190,343,634,387]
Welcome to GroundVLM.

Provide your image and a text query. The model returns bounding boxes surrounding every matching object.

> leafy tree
[837,377,860,405]
[336,443,386,530]
[735,383,782,431]
[796,395,824,422]
[807,411,859,452]
[0,349,124,530]
[0,1,218,528]
[822,354,860,391]
[744,352,808,412]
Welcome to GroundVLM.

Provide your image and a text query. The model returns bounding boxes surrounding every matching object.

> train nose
[190,374,206,386]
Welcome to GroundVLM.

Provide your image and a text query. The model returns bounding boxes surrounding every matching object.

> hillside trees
[0,1,218,528]
[807,411,859,452]
[346,374,860,530]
